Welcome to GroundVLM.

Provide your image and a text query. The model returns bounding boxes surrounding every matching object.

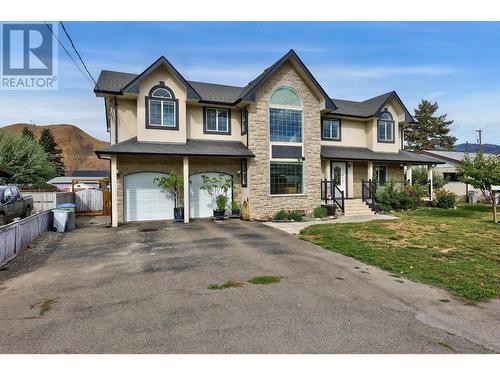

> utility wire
[59,21,100,89]
[44,22,95,88]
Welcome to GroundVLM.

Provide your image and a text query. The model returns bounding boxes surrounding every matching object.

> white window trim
[149,99,176,127]
[322,118,340,140]
[205,107,229,133]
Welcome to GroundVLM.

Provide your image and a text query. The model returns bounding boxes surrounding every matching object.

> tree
[39,128,65,176]
[405,100,457,151]
[457,151,500,223]
[153,172,184,209]
[21,126,35,140]
[0,131,55,185]
[411,166,446,189]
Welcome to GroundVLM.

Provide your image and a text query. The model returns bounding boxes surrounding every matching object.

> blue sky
[2,22,500,144]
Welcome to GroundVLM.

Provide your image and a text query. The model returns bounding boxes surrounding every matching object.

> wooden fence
[0,211,52,267]
[75,190,103,214]
[22,191,74,213]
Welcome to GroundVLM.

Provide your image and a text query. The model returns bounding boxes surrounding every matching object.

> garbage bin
[52,208,69,233]
[57,203,76,230]
[468,191,478,204]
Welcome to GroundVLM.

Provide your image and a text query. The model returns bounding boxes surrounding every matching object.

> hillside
[0,123,110,174]
[454,143,500,154]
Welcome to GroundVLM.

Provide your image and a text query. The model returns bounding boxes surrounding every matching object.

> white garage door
[190,172,232,218]
[124,172,174,222]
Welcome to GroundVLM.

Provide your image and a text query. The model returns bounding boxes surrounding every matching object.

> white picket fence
[74,190,103,212]
[0,211,52,267]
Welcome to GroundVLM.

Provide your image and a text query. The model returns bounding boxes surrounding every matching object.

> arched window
[377,110,394,143]
[269,86,303,143]
[269,86,304,196]
[146,84,178,129]
[270,86,303,108]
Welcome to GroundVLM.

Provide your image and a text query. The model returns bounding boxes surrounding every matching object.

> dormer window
[377,110,394,143]
[145,84,179,130]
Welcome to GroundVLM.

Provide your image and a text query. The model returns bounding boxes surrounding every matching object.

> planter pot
[322,204,336,216]
[213,209,226,219]
[231,209,240,216]
[174,207,184,222]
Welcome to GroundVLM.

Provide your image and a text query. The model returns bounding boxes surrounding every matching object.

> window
[373,165,387,185]
[204,107,231,134]
[269,86,303,143]
[146,84,178,130]
[270,163,303,195]
[241,159,248,187]
[3,187,12,202]
[241,108,248,135]
[270,108,302,142]
[322,118,341,141]
[377,111,394,142]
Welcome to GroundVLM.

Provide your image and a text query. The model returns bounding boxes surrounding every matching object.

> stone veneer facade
[247,62,322,220]
[116,155,241,224]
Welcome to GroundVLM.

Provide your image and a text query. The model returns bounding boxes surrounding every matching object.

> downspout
[114,96,118,145]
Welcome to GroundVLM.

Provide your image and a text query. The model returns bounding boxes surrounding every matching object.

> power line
[44,22,95,88]
[59,21,100,89]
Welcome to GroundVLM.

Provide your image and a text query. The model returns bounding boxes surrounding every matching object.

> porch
[320,145,444,214]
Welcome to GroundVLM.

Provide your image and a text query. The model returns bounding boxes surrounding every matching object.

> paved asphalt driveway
[0,219,498,353]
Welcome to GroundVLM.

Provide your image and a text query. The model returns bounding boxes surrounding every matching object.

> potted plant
[231,200,240,216]
[200,174,232,219]
[154,172,184,222]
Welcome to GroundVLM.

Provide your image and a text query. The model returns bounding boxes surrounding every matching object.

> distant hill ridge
[453,143,500,154]
[0,123,110,174]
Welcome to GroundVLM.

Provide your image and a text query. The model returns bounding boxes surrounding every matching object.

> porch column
[183,157,189,223]
[110,155,118,227]
[406,165,412,185]
[367,161,373,181]
[347,161,354,198]
[427,164,433,199]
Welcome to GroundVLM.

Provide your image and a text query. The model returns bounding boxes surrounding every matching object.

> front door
[330,162,346,196]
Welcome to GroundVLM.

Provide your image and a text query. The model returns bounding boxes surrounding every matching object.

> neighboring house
[420,150,495,199]
[94,49,442,226]
[48,170,110,191]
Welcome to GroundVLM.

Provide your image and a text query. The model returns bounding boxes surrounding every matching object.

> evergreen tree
[21,126,35,140]
[39,128,66,176]
[405,100,457,151]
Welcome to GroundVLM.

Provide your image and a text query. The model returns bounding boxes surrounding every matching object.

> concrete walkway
[264,214,398,235]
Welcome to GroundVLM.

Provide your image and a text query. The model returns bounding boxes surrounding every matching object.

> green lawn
[300,205,500,301]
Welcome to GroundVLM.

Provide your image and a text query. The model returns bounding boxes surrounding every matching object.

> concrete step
[344,210,375,216]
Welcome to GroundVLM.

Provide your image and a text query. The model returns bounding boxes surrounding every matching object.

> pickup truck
[0,185,33,226]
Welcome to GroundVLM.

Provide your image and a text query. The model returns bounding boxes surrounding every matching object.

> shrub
[434,189,457,208]
[287,210,303,222]
[376,179,426,211]
[273,209,288,221]
[313,206,327,218]
[215,194,229,211]
[411,167,447,189]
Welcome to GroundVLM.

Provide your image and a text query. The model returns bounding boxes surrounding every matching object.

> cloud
[438,90,500,144]
[312,64,457,80]
[424,91,447,100]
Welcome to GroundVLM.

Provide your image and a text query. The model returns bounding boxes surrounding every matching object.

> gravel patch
[0,231,63,283]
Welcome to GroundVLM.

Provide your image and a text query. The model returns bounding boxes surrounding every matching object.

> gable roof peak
[238,49,336,110]
[121,55,201,100]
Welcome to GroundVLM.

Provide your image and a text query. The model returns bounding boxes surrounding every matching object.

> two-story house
[95,50,441,226]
